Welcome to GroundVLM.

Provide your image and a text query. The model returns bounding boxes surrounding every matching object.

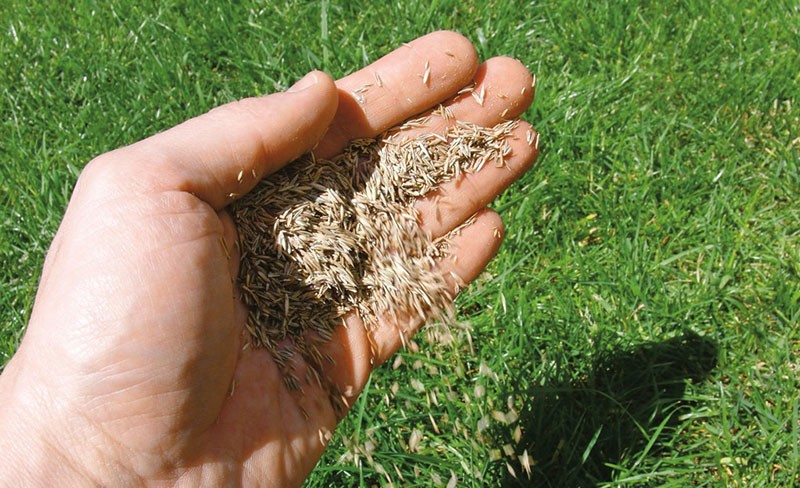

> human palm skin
[0,31,538,486]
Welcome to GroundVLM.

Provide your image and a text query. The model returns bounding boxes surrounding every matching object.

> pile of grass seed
[233,111,518,390]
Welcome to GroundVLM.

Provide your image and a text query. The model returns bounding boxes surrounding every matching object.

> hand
[0,31,538,486]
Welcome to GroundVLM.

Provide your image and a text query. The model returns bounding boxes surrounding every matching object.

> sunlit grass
[2,1,798,485]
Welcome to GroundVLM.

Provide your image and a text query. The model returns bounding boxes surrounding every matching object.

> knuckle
[76,148,158,198]
[78,152,125,189]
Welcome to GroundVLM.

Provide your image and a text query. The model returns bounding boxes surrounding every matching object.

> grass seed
[233,114,517,393]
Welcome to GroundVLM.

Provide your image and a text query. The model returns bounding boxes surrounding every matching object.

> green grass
[2,0,799,486]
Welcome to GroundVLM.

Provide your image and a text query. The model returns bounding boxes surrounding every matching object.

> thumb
[122,71,339,209]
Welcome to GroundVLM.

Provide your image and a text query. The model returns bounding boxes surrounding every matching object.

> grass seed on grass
[233,115,518,390]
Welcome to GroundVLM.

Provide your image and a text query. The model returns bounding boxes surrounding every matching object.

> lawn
[2,0,799,486]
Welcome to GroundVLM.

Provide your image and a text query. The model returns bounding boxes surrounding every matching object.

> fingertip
[419,30,480,93]
[425,30,480,77]
[482,207,505,234]
[285,71,338,108]
[509,120,540,170]
[470,208,505,262]
[476,56,535,120]
[487,56,534,90]
[286,70,323,93]
[500,57,535,112]
[278,70,339,147]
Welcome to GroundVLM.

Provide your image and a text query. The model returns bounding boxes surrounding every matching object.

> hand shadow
[501,331,718,487]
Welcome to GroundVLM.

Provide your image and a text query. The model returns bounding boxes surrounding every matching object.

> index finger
[314,30,479,158]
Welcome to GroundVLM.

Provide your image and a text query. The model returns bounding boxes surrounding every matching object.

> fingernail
[287,72,318,93]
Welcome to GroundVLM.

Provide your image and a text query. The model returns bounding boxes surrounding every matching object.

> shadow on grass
[501,331,718,487]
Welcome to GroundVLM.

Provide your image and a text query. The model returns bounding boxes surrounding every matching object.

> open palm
[0,31,538,486]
